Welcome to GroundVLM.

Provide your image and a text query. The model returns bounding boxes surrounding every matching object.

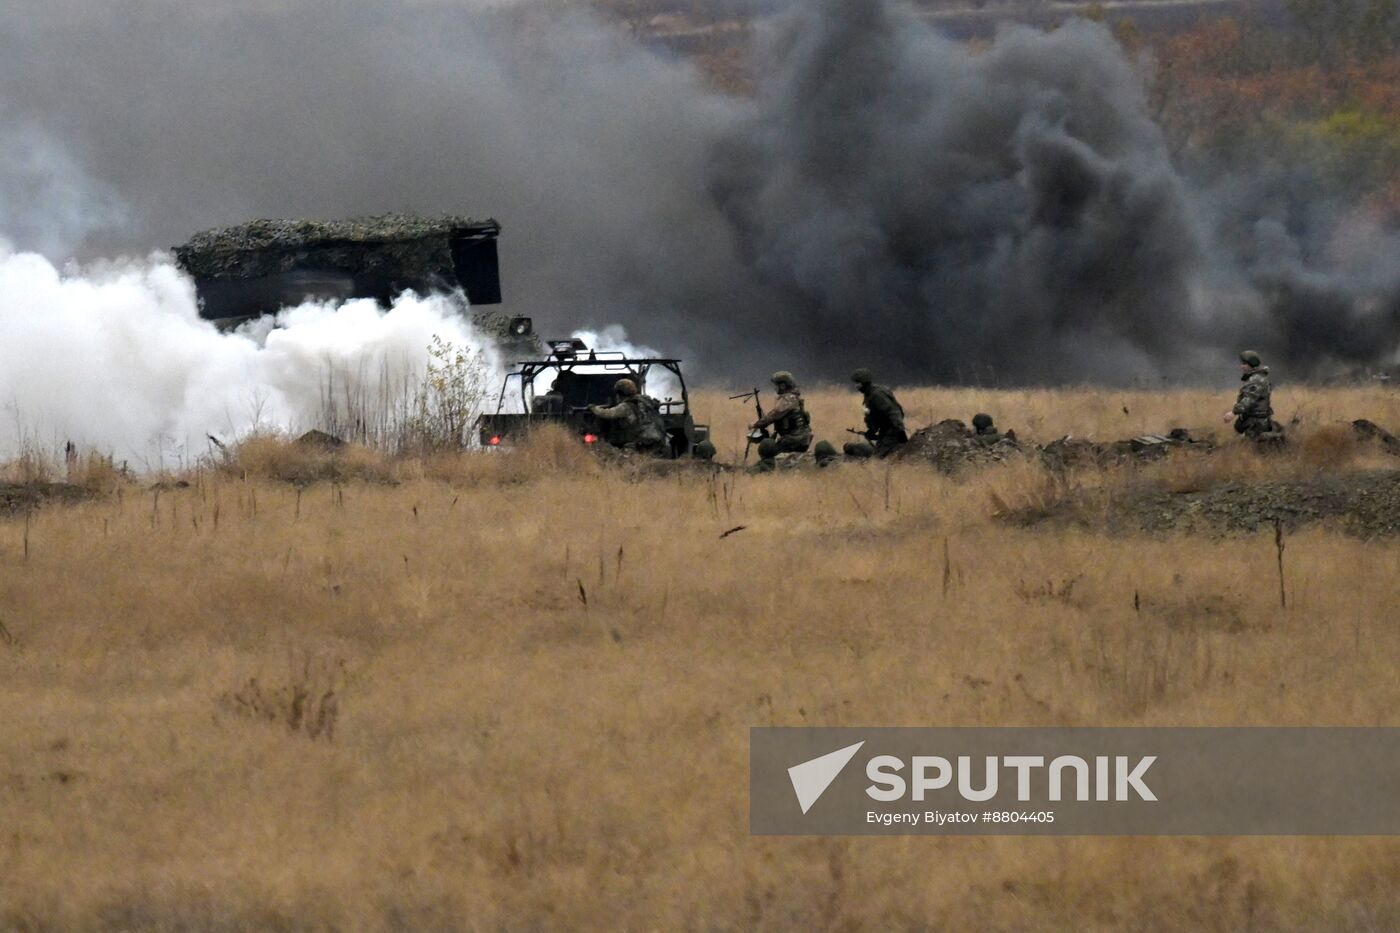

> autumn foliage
[1144,10,1400,213]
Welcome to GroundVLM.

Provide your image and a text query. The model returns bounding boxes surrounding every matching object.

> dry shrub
[510,423,609,475]
[1138,444,1276,494]
[219,653,347,741]
[414,424,604,487]
[986,460,1083,523]
[219,434,395,485]
[0,447,55,484]
[65,452,128,494]
[1125,424,1384,496]
[0,448,132,494]
[218,425,606,489]
[1292,423,1368,471]
[1083,617,1231,716]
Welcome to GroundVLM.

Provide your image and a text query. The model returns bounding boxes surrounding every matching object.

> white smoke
[0,243,502,466]
[571,325,683,402]
[0,122,129,260]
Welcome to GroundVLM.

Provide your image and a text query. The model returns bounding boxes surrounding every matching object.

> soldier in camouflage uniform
[1223,351,1280,440]
[844,368,908,459]
[750,371,813,460]
[590,378,668,454]
[534,377,566,415]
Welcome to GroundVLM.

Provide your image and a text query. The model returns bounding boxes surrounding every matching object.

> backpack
[634,396,668,447]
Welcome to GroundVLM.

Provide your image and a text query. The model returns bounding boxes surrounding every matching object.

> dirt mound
[892,421,1215,475]
[1040,429,1215,469]
[1002,470,1400,537]
[1128,471,1400,536]
[895,419,1023,473]
[0,483,94,515]
[1353,419,1400,456]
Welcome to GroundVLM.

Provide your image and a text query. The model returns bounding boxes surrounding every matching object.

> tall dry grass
[693,382,1400,463]
[1,386,1399,930]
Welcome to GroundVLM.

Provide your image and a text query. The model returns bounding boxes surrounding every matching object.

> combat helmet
[1239,350,1262,368]
[851,368,874,385]
[770,371,796,389]
[613,378,639,397]
[972,413,995,433]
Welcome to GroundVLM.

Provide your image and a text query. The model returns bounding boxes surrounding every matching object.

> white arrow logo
[788,741,866,814]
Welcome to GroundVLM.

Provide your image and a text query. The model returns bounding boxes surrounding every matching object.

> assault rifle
[729,388,770,464]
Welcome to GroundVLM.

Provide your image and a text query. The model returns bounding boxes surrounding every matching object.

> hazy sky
[1,0,1395,384]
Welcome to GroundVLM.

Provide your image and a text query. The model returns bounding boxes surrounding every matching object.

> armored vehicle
[173,214,539,355]
[478,338,713,459]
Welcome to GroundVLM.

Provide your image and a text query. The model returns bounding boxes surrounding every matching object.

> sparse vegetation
[2,385,1400,928]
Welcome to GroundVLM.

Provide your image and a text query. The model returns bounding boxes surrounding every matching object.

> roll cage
[491,340,692,418]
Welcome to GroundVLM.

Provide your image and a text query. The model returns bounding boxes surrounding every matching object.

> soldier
[589,378,668,454]
[750,371,813,459]
[844,368,907,459]
[534,377,566,414]
[1222,351,1280,440]
[970,413,1016,445]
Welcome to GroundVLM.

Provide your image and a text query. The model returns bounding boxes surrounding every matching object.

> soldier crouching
[844,368,908,459]
[589,378,668,455]
[751,371,813,462]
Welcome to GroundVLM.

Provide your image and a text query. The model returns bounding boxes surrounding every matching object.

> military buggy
[478,339,713,459]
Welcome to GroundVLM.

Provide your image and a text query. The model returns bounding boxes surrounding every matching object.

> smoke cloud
[712,3,1214,383]
[0,244,499,462]
[0,0,1396,416]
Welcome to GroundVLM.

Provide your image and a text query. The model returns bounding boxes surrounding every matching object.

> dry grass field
[3,384,1400,931]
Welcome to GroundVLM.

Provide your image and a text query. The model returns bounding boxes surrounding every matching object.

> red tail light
[488,435,502,446]
[583,433,599,444]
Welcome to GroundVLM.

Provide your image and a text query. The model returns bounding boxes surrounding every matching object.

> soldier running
[1223,351,1281,440]
[589,378,668,454]
[844,368,908,459]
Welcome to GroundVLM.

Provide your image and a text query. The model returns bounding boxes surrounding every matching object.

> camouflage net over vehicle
[174,214,487,284]
[173,214,536,352]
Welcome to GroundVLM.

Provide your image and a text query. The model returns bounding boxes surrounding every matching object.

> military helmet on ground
[972,413,994,432]
[613,377,639,396]
[814,440,839,463]
[850,368,874,385]
[1239,350,1262,368]
[757,437,781,460]
[770,371,796,388]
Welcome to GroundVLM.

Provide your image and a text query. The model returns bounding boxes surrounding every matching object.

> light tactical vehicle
[478,338,714,459]
[173,214,540,357]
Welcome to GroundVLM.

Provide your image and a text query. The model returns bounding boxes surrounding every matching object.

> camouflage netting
[173,214,491,284]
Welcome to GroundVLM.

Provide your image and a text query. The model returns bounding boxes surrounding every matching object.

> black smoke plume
[0,0,1395,384]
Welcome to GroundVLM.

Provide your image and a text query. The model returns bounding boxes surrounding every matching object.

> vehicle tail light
[488,435,502,446]
[583,433,599,444]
